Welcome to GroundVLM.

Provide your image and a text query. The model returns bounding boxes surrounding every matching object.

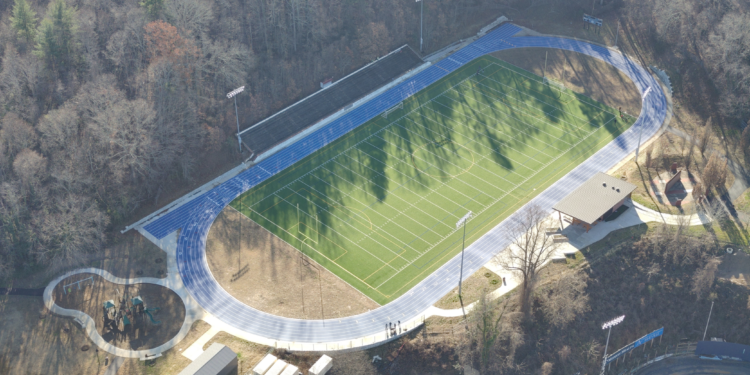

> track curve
[144,24,667,344]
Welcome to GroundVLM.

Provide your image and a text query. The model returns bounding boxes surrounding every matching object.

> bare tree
[12,148,47,186]
[468,290,509,372]
[659,136,671,172]
[702,153,728,192]
[541,362,554,375]
[692,182,704,202]
[461,289,523,374]
[32,194,109,272]
[742,121,750,154]
[494,204,560,317]
[699,117,713,155]
[539,271,590,328]
[646,263,662,281]
[166,0,213,43]
[692,257,720,300]
[684,141,694,171]
[1,113,37,157]
[645,144,653,168]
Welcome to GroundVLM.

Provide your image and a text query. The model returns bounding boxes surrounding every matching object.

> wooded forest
[0,0,749,282]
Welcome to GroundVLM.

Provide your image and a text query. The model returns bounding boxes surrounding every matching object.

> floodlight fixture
[227,86,245,99]
[455,211,473,229]
[602,315,625,330]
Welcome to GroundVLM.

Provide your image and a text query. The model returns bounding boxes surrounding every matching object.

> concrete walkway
[43,231,208,359]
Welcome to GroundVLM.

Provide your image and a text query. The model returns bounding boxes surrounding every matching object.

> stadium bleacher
[238,46,423,157]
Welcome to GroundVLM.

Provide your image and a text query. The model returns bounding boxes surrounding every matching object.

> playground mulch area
[205,208,380,320]
[52,274,185,351]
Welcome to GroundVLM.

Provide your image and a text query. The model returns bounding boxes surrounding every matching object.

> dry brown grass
[205,208,380,319]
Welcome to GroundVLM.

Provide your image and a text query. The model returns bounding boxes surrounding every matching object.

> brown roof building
[553,172,637,231]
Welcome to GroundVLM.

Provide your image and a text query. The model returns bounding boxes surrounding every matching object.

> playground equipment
[101,291,163,344]
[63,276,93,294]
[144,308,161,324]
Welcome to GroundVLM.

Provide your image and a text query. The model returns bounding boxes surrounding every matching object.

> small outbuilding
[177,343,238,375]
[309,355,332,375]
[252,354,278,375]
[552,172,636,232]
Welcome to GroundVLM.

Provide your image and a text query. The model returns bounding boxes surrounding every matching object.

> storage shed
[177,343,237,375]
[252,354,277,375]
[309,355,332,375]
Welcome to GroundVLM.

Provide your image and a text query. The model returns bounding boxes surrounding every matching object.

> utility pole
[455,211,473,320]
[543,51,548,79]
[615,21,620,47]
[416,0,424,53]
[601,315,625,375]
[703,301,714,341]
[227,86,245,153]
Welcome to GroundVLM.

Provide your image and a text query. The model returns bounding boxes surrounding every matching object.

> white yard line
[233,65,621,294]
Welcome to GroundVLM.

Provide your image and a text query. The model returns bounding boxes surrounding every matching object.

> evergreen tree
[34,0,80,74]
[140,0,165,20]
[10,0,37,45]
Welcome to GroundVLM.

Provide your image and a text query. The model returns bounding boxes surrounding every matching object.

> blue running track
[144,24,666,343]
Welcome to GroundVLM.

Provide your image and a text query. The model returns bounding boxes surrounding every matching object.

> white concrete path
[43,231,208,359]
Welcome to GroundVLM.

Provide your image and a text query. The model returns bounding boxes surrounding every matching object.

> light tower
[227,86,245,153]
[601,315,625,375]
[416,0,423,53]
[455,211,473,319]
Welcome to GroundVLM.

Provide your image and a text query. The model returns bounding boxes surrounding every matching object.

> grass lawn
[230,55,635,304]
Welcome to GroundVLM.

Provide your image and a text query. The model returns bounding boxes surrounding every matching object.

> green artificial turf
[230,56,635,304]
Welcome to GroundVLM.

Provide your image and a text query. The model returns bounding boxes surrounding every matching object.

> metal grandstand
[238,45,423,159]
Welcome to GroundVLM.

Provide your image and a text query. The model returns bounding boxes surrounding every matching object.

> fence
[602,339,697,375]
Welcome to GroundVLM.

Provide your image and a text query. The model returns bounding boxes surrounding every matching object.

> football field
[230,55,633,305]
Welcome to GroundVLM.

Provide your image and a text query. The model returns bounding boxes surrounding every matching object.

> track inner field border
[230,55,631,302]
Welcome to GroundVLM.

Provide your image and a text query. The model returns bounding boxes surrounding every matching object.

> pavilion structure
[553,172,637,232]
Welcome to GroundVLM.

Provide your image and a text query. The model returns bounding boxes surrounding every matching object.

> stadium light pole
[634,86,652,162]
[702,301,714,341]
[416,0,423,53]
[456,211,473,320]
[227,86,245,153]
[601,315,625,375]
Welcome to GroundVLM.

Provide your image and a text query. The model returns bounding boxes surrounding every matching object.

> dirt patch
[270,329,461,375]
[435,267,502,310]
[717,251,750,287]
[9,231,167,289]
[116,320,212,375]
[612,131,736,215]
[206,208,380,319]
[0,295,103,375]
[491,48,641,116]
[53,274,185,351]
[200,332,269,374]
